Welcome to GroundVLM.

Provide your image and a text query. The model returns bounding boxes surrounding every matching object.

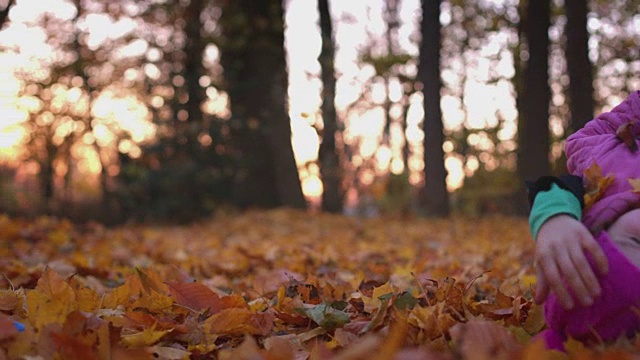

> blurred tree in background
[420,0,448,217]
[517,0,551,212]
[317,0,343,213]
[0,0,638,223]
[0,0,12,28]
[218,0,306,211]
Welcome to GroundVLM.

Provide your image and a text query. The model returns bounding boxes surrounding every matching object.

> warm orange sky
[0,0,518,199]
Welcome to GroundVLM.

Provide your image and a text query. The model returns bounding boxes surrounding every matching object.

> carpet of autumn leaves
[2,209,640,359]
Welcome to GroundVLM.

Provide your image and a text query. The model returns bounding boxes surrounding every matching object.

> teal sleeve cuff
[529,183,583,241]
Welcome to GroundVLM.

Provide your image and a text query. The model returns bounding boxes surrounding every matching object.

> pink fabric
[565,90,640,232]
[540,231,640,351]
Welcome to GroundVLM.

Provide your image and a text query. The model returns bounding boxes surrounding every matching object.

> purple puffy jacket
[565,90,640,233]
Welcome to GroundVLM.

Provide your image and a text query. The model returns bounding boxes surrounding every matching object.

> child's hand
[534,215,609,309]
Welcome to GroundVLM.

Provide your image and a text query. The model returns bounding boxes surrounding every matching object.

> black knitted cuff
[525,175,585,209]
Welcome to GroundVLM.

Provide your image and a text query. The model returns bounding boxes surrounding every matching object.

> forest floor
[1,209,639,359]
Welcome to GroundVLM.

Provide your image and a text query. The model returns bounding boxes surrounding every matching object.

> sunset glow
[0,0,529,203]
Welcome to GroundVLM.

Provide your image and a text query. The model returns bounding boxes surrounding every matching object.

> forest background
[0,0,638,224]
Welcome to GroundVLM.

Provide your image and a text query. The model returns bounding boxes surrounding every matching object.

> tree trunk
[518,0,551,188]
[419,0,449,217]
[183,0,206,151]
[0,0,13,30]
[382,0,399,153]
[220,0,306,209]
[317,0,343,213]
[71,0,110,209]
[565,0,594,133]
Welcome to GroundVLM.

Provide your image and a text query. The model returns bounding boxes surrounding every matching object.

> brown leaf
[0,290,19,312]
[0,314,19,341]
[450,320,521,360]
[616,122,638,151]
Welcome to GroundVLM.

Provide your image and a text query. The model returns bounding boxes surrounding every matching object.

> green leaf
[393,292,418,311]
[297,303,350,330]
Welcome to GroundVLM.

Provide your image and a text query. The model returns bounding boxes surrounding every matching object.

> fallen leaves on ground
[0,209,638,359]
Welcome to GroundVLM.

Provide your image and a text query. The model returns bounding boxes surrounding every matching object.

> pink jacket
[539,91,640,350]
[565,90,640,232]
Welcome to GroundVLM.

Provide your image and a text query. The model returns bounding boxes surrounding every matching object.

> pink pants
[538,231,640,350]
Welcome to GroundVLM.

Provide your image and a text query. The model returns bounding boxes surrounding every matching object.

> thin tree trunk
[183,0,206,151]
[401,99,411,170]
[419,0,449,217]
[318,0,343,213]
[0,0,13,30]
[382,0,399,154]
[518,0,551,188]
[71,0,110,208]
[565,0,594,133]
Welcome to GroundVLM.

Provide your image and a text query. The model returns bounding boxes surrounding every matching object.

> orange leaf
[50,331,97,360]
[584,162,615,210]
[167,281,223,313]
[219,294,249,309]
[205,308,274,336]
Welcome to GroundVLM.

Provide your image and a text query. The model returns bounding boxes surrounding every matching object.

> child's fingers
[558,250,593,306]
[568,247,601,299]
[539,257,574,309]
[534,267,550,304]
[580,232,609,275]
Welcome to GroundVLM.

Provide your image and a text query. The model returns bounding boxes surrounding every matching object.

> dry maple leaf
[584,162,615,210]
[25,267,77,331]
[628,178,640,193]
[205,308,275,336]
[616,121,638,152]
[167,281,224,313]
[450,320,522,360]
[4,211,637,358]
[0,314,19,341]
[121,322,171,348]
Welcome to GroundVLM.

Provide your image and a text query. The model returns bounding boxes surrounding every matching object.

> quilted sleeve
[565,90,640,176]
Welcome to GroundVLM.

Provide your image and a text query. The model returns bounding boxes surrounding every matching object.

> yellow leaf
[103,279,135,310]
[628,178,640,193]
[372,281,394,300]
[362,282,394,313]
[26,267,77,331]
[69,277,101,312]
[583,162,615,210]
[121,323,170,348]
[136,268,169,295]
[521,274,537,288]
